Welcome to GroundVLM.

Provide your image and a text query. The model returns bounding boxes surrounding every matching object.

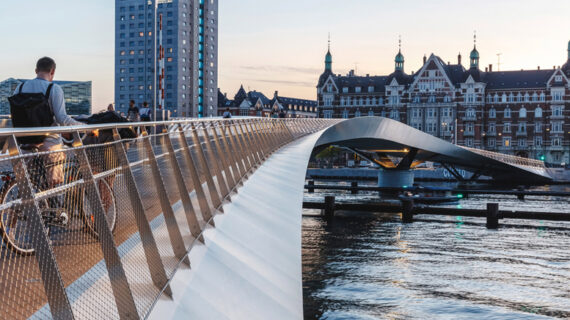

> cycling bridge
[0,117,549,320]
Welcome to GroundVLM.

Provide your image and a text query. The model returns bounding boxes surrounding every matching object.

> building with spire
[316,39,570,165]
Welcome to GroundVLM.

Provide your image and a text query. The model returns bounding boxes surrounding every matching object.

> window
[342,110,349,118]
[413,96,420,103]
[519,107,526,118]
[355,110,361,117]
[532,93,538,102]
[504,122,511,133]
[390,109,399,120]
[355,87,361,93]
[342,87,348,93]
[552,137,562,147]
[488,123,496,133]
[518,139,526,147]
[465,122,474,133]
[535,136,542,147]
[553,106,563,117]
[466,108,476,118]
[326,84,332,92]
[518,122,526,133]
[489,108,496,118]
[368,86,374,93]
[488,139,496,148]
[503,137,511,147]
[552,121,563,133]
[535,107,542,118]
[465,138,474,147]
[368,110,374,116]
[555,75,563,82]
[524,93,530,102]
[324,110,333,119]
[427,108,436,118]
[502,94,507,103]
[504,107,511,118]
[553,91,563,102]
[535,122,542,133]
[324,96,332,106]
[428,95,436,103]
[444,95,452,103]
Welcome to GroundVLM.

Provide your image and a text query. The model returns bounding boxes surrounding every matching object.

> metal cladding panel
[315,117,552,182]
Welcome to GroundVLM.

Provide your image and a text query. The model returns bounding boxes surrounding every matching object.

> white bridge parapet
[149,132,322,320]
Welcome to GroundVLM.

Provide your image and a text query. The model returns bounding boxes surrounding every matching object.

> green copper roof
[395,50,404,63]
[325,50,332,63]
[470,46,479,59]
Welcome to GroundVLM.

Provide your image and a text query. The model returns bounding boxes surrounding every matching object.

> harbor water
[302,181,570,319]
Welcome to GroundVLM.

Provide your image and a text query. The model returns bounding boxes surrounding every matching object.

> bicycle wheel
[82,178,117,237]
[0,181,50,256]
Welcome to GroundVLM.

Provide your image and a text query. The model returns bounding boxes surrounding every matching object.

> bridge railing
[460,146,546,169]
[0,118,337,320]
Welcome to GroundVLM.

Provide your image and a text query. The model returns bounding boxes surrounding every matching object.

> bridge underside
[313,117,552,183]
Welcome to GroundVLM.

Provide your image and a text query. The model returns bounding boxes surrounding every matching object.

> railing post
[252,119,270,156]
[218,121,243,182]
[163,127,202,240]
[111,128,172,297]
[240,119,263,165]
[231,120,253,171]
[6,135,75,320]
[257,119,274,153]
[236,119,259,168]
[245,119,266,162]
[210,121,237,190]
[140,128,189,265]
[190,122,222,210]
[71,131,139,320]
[200,121,230,199]
[177,125,213,226]
[225,121,248,175]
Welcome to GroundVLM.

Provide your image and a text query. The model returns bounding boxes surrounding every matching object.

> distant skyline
[1,0,569,112]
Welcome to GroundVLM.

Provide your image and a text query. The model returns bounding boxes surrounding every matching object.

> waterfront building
[115,0,218,118]
[218,86,318,118]
[0,78,92,115]
[317,40,570,164]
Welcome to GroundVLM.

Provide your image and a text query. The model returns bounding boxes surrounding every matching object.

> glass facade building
[0,78,92,116]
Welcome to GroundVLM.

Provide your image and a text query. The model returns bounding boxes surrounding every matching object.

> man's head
[107,103,115,111]
[143,101,148,107]
[35,57,56,81]
[226,107,230,112]
[129,100,135,107]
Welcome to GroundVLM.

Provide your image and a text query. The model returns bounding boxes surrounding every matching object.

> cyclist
[9,57,83,188]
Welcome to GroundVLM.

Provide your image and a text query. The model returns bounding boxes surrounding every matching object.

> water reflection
[303,213,570,319]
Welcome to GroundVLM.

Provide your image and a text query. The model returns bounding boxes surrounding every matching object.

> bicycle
[0,145,118,256]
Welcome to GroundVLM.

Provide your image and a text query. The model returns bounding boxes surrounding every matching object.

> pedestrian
[139,101,151,121]
[126,100,140,122]
[222,107,232,119]
[8,56,83,187]
[107,103,115,112]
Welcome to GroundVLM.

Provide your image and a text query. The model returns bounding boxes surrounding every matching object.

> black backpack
[8,82,55,144]
[82,111,138,140]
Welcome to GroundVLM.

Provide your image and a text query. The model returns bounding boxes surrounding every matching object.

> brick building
[317,40,570,164]
[218,86,317,118]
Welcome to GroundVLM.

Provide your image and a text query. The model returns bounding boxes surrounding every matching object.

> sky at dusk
[1,0,569,112]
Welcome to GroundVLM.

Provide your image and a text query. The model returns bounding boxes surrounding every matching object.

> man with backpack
[9,57,83,187]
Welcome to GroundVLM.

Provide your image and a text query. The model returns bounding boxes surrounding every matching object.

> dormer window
[368,86,374,93]
[555,75,563,82]
[342,87,348,93]
[355,87,362,93]
[326,84,332,92]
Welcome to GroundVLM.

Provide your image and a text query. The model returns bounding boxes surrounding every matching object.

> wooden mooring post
[351,181,358,194]
[323,196,335,218]
[402,199,414,223]
[486,203,500,229]
[308,180,315,193]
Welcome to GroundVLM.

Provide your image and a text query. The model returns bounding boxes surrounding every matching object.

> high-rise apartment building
[114,0,218,117]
